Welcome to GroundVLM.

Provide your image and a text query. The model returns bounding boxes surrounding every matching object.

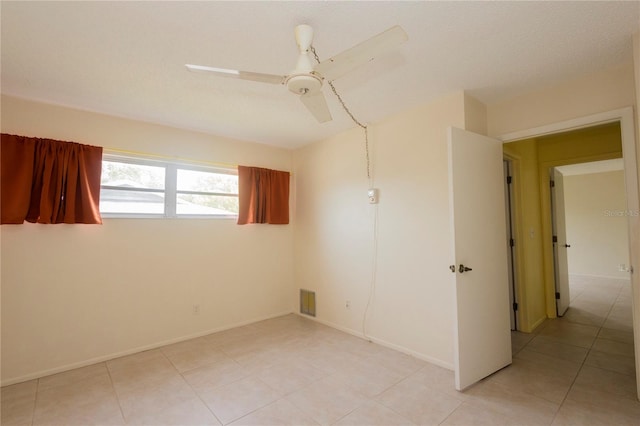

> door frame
[503,158,520,330]
[550,167,571,316]
[499,106,639,400]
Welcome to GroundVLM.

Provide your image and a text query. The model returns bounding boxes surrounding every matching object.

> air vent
[300,289,316,317]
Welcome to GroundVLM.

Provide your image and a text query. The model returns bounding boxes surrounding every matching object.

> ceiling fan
[186,24,408,123]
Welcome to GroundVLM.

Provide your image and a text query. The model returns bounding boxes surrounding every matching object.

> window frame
[174,163,240,219]
[100,154,239,219]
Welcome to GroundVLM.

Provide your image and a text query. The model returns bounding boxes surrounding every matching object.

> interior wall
[502,140,546,332]
[487,63,635,138]
[0,95,294,385]
[635,32,640,172]
[293,91,469,368]
[631,29,640,401]
[463,93,487,136]
[563,170,629,279]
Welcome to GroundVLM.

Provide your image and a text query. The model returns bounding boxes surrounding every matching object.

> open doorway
[551,160,631,318]
[502,121,629,330]
[551,159,630,322]
[500,107,639,399]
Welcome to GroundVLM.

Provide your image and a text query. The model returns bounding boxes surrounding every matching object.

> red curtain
[1,134,103,224]
[237,166,290,225]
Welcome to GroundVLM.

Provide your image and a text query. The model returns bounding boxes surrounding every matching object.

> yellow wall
[504,123,623,331]
[1,95,295,385]
[503,140,546,332]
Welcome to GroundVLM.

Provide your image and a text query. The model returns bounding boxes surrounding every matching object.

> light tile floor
[1,276,638,425]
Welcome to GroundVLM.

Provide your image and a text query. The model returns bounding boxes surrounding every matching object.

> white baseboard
[3,310,455,386]
[294,312,454,371]
[1,310,292,387]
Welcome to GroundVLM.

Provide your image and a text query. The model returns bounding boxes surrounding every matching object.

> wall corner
[463,92,488,136]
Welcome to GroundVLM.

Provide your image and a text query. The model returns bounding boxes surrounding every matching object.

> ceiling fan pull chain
[310,46,366,129]
[310,46,371,181]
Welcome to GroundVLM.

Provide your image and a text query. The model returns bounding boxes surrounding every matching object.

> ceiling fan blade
[185,64,286,85]
[300,90,332,123]
[314,25,408,82]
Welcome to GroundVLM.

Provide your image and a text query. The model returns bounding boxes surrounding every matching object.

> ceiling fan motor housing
[286,73,323,95]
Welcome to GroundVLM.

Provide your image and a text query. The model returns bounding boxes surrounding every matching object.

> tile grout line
[105,362,128,425]
[548,281,620,425]
[164,350,226,426]
[29,378,40,426]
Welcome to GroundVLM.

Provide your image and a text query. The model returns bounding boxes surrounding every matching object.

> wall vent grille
[300,289,316,317]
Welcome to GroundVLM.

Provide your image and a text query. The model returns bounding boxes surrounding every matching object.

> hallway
[509,275,638,424]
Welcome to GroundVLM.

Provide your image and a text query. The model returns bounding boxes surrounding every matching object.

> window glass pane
[176,194,239,215]
[177,169,238,194]
[101,161,165,189]
[100,188,165,214]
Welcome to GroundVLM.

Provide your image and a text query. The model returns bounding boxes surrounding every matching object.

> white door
[448,127,512,391]
[551,168,571,316]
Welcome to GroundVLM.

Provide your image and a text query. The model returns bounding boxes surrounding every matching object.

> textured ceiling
[2,1,639,148]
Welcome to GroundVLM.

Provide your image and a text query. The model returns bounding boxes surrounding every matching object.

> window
[176,168,239,216]
[100,155,238,218]
[100,160,166,215]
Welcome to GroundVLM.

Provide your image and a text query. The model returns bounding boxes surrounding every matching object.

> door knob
[459,264,472,273]
[449,265,456,273]
[564,244,571,248]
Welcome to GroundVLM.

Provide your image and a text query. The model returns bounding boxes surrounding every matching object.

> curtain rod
[104,147,239,169]
[103,147,292,175]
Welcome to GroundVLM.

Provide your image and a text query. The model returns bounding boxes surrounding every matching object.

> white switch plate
[368,188,379,204]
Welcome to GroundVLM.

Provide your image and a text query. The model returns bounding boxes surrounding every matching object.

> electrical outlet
[192,304,200,315]
[619,264,627,272]
[345,300,351,309]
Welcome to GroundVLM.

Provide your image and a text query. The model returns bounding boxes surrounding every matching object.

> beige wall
[293,91,468,368]
[563,170,629,279]
[488,63,636,138]
[635,32,640,170]
[1,95,294,385]
[632,29,640,401]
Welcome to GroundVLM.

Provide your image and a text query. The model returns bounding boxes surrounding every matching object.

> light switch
[368,188,379,204]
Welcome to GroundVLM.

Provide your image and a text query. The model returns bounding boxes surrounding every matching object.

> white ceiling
[2,1,639,149]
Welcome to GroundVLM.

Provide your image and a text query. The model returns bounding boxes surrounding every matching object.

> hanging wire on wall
[311,45,377,341]
[310,46,371,183]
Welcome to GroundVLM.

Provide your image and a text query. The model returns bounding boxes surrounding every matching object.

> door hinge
[507,175,512,185]
[510,238,515,247]
[550,180,555,188]
[552,235,558,243]
[513,302,518,311]
[555,292,560,299]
